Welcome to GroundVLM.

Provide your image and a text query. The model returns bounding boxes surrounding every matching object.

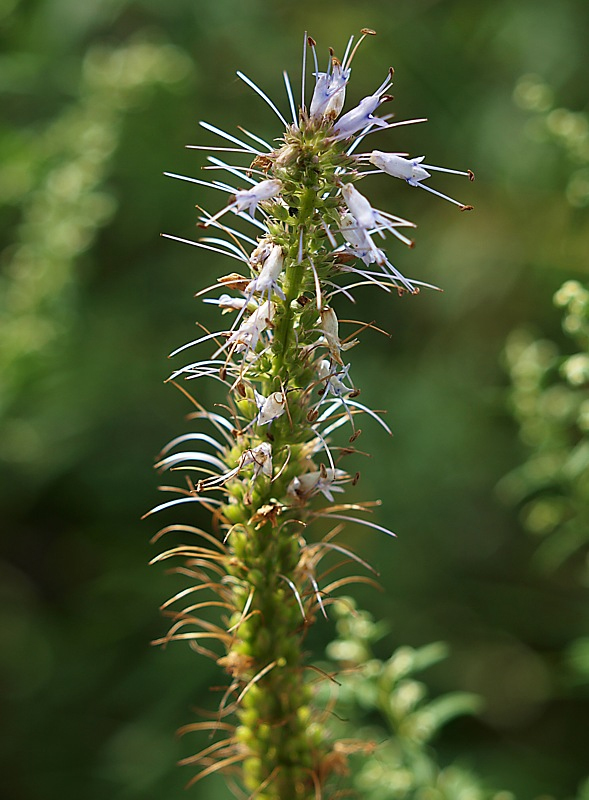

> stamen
[199,236,250,260]
[159,432,226,456]
[160,234,246,264]
[340,34,355,69]
[204,156,260,185]
[308,35,319,78]
[199,120,260,153]
[237,125,274,152]
[283,70,298,125]
[344,28,377,69]
[236,70,289,126]
[142,495,223,518]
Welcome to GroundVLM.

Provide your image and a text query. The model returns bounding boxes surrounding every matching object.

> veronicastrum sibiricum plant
[146,28,473,799]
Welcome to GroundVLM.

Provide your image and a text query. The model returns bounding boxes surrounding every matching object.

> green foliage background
[1,0,588,798]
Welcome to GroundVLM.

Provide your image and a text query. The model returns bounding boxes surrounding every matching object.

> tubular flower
[368,150,475,210]
[150,28,472,800]
[332,68,394,140]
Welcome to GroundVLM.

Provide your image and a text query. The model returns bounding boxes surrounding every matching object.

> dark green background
[1,1,588,798]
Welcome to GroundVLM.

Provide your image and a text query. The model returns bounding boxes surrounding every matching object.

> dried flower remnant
[149,28,472,800]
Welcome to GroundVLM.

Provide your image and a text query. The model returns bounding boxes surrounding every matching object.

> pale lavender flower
[203,293,249,313]
[245,242,286,301]
[341,182,416,248]
[332,69,394,140]
[204,178,282,226]
[368,151,474,210]
[310,59,350,121]
[308,29,376,122]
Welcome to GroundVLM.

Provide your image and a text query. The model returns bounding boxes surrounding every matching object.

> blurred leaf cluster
[500,280,589,583]
[320,597,493,800]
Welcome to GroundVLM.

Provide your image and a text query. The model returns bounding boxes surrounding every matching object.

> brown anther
[389,66,395,77]
[460,204,474,211]
[361,28,377,36]
[381,94,394,103]
[352,472,360,485]
[319,463,328,479]
[307,36,316,47]
[297,294,310,306]
[349,429,362,442]
[350,388,361,398]
[468,169,475,181]
[307,409,319,422]
[219,366,226,381]
[408,240,416,249]
[329,46,335,57]
[235,381,246,397]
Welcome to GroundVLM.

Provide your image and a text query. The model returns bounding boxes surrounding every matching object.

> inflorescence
[146,29,473,800]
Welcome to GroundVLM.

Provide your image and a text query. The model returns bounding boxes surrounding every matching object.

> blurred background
[1,0,588,798]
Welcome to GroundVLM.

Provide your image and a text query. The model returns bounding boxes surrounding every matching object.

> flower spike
[152,29,472,799]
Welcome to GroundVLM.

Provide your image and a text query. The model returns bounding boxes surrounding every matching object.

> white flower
[368,151,474,210]
[310,58,351,121]
[319,306,357,365]
[339,211,375,265]
[341,182,415,248]
[241,441,273,480]
[317,359,354,399]
[203,293,248,313]
[332,69,393,140]
[249,237,275,268]
[254,390,287,426]
[224,299,274,355]
[192,440,273,493]
[233,178,283,215]
[287,466,349,503]
[338,206,418,294]
[246,243,286,301]
[341,182,380,229]
[204,178,283,226]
